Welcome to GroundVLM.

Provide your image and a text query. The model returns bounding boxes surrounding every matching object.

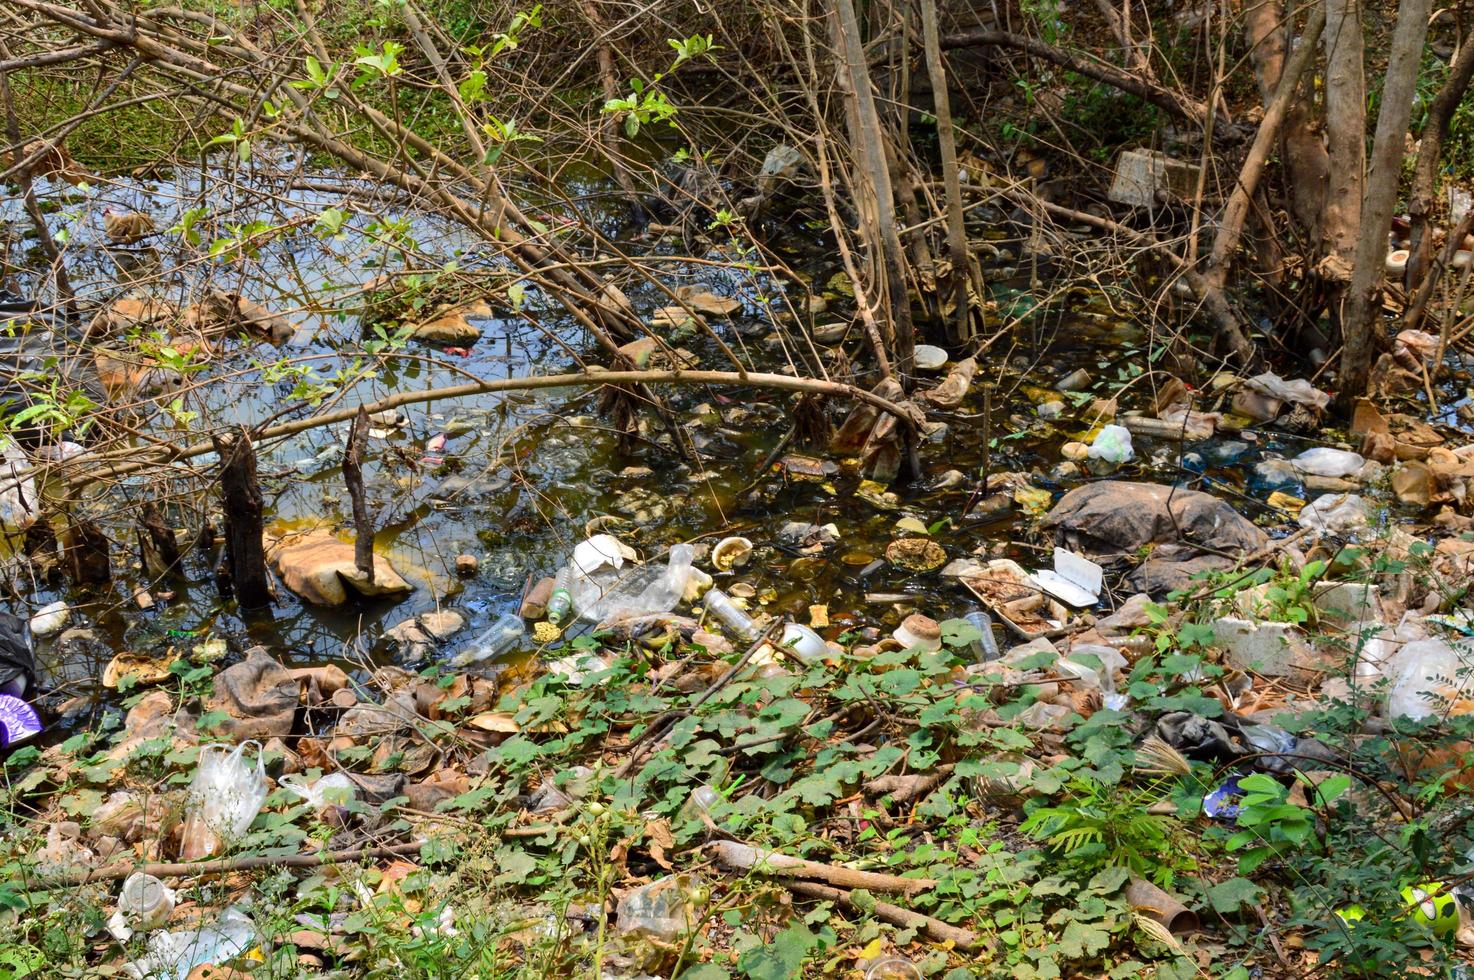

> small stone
[1060,441,1090,462]
[134,590,155,610]
[809,604,829,628]
[455,554,478,577]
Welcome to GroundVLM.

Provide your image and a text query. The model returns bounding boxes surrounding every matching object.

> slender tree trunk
[1203,6,1325,293]
[1321,0,1365,281]
[213,428,272,609]
[577,0,649,231]
[919,0,977,346]
[1244,0,1329,245]
[342,406,374,585]
[831,0,916,380]
[1406,39,1474,288]
[64,519,110,586]
[1338,0,1434,404]
[138,500,181,578]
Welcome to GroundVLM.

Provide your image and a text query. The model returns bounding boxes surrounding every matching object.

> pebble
[455,554,478,577]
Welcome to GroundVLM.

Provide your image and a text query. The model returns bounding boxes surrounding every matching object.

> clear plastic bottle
[546,566,574,624]
[680,784,721,821]
[703,588,756,640]
[962,610,1001,662]
[451,612,526,667]
[631,544,694,613]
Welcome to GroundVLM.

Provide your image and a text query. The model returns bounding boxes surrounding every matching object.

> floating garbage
[1203,776,1246,821]
[29,600,69,637]
[703,587,758,641]
[616,873,707,942]
[913,345,948,371]
[779,622,828,661]
[892,613,942,652]
[1031,547,1103,608]
[1297,493,1370,534]
[865,956,923,980]
[279,772,357,809]
[452,612,526,667]
[1291,447,1366,478]
[711,536,754,571]
[1383,638,1474,722]
[1087,424,1134,464]
[961,609,1001,662]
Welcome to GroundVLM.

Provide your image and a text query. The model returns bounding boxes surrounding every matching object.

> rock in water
[1043,481,1266,557]
[207,647,299,738]
[103,210,155,244]
[269,530,413,606]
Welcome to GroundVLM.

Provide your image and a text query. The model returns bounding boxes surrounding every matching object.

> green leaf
[737,922,818,980]
[1206,876,1262,914]
[1057,919,1111,959]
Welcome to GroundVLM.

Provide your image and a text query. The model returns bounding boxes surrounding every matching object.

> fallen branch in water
[50,369,922,491]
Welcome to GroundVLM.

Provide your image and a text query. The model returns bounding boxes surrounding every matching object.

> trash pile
[10,346,1474,976]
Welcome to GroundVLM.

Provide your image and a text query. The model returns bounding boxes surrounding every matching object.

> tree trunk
[64,519,111,586]
[1321,0,1365,281]
[138,500,182,579]
[919,0,977,346]
[213,428,272,609]
[342,406,374,585]
[831,0,916,380]
[1406,39,1474,288]
[1338,0,1434,404]
[1203,6,1325,292]
[1244,0,1329,245]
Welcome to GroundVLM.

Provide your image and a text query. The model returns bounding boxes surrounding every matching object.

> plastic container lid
[0,695,41,747]
[780,622,828,661]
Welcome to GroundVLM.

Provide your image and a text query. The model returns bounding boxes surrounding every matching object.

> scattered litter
[1030,547,1102,608]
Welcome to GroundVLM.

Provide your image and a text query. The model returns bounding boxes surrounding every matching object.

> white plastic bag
[279,771,356,809]
[1383,638,1474,721]
[178,741,268,860]
[1087,425,1134,464]
[1297,493,1369,534]
[0,437,37,530]
[1291,447,1365,478]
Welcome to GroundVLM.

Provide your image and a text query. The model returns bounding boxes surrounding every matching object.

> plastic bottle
[962,610,1000,662]
[680,784,721,821]
[865,957,923,980]
[108,872,176,941]
[703,588,756,640]
[545,566,574,624]
[631,544,694,614]
[451,612,526,667]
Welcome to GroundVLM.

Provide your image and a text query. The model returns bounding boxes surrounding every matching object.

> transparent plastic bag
[178,741,268,861]
[122,905,257,980]
[1291,447,1365,478]
[1384,639,1474,722]
[279,771,356,809]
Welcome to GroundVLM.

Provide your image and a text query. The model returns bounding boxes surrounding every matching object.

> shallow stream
[0,148,1439,730]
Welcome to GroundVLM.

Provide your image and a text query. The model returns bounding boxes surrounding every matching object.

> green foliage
[1019,778,1187,886]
